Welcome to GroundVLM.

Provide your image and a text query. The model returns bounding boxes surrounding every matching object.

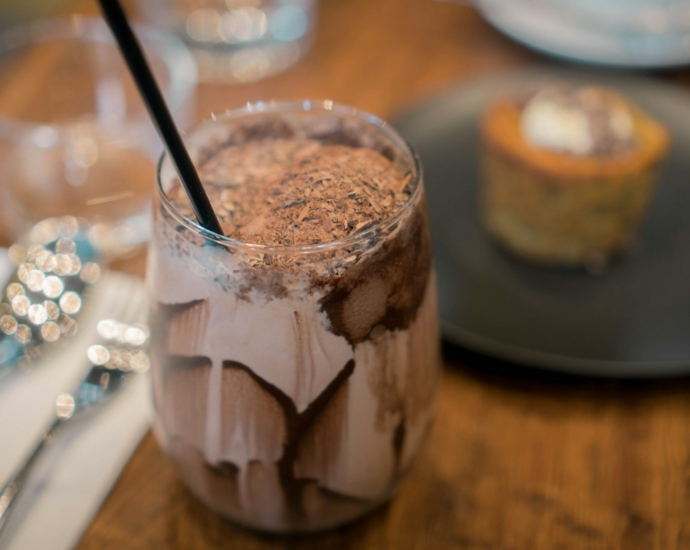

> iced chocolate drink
[148,101,440,533]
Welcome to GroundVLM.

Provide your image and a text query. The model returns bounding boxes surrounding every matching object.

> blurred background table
[7,0,690,548]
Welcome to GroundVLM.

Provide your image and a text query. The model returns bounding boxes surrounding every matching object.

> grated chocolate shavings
[167,117,412,247]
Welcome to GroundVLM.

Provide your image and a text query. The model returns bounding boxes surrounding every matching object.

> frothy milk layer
[149,110,439,532]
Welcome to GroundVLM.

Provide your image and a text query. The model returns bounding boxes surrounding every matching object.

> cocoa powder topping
[166,117,412,247]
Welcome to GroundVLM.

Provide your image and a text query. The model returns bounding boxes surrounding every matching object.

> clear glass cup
[0,16,197,256]
[136,0,317,83]
[148,101,440,533]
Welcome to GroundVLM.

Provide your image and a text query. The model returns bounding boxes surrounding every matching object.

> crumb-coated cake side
[480,85,670,267]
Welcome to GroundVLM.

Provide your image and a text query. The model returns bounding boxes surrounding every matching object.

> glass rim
[156,99,423,255]
[0,15,197,143]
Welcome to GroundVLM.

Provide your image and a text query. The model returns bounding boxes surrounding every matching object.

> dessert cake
[480,84,670,267]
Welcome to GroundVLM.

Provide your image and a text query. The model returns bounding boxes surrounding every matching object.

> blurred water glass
[0,16,197,257]
[136,0,317,83]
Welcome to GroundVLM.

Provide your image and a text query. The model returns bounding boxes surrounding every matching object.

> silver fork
[0,273,149,536]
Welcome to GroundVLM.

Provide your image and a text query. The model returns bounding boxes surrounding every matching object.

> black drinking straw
[97,0,223,236]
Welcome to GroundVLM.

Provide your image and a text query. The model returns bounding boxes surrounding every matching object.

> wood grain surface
[80,362,690,550]
[14,0,690,548]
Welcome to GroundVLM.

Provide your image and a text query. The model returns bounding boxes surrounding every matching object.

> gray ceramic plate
[393,67,690,377]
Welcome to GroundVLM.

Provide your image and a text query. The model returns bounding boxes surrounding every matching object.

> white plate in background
[479,0,690,68]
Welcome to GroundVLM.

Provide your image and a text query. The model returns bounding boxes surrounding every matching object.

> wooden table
[54,0,690,548]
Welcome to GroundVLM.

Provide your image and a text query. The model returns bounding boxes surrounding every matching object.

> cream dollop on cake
[520,86,637,156]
